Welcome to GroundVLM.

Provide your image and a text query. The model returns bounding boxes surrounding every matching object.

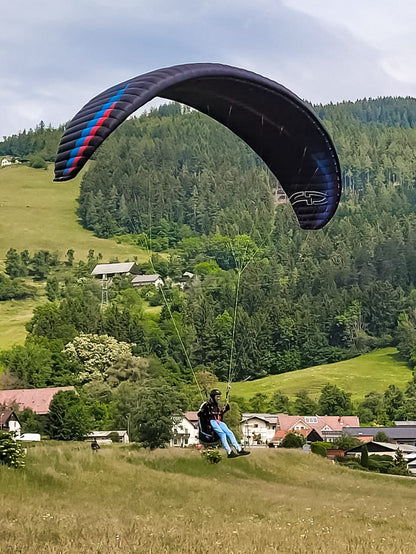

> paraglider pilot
[198,389,250,458]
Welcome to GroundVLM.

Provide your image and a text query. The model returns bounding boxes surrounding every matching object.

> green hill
[225,347,412,403]
[0,164,149,263]
[0,163,152,350]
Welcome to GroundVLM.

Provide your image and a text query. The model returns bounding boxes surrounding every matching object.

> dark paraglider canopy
[54,63,342,229]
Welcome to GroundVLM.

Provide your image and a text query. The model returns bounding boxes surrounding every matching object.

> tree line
[3,98,416,442]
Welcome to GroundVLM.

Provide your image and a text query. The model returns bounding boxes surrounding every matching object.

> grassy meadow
[226,347,412,404]
[1,442,415,553]
[0,295,48,350]
[0,163,152,351]
[0,164,149,263]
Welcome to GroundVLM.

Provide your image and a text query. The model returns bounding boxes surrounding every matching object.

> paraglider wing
[54,63,341,229]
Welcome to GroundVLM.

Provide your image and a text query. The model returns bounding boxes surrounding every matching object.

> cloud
[1,0,416,137]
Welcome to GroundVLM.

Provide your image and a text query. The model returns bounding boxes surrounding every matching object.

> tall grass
[1,442,415,552]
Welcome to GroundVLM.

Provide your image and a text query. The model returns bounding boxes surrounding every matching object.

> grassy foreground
[227,347,412,403]
[1,442,415,553]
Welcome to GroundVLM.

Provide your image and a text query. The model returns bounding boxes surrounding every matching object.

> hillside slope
[0,163,151,350]
[226,347,412,402]
[0,164,149,263]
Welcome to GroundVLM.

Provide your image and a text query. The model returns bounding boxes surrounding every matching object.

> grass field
[0,295,48,350]
[0,164,149,263]
[0,163,152,351]
[226,348,413,403]
[1,442,415,553]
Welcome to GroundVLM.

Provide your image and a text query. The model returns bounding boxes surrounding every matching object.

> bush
[280,432,305,448]
[201,449,222,464]
[387,466,409,476]
[311,443,328,457]
[368,457,393,473]
[0,432,26,468]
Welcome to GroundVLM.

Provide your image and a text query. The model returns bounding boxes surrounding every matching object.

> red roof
[0,387,75,415]
[184,411,199,423]
[276,414,359,434]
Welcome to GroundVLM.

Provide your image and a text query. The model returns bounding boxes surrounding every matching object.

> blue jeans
[210,420,241,454]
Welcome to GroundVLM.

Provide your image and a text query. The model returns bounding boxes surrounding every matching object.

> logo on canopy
[290,191,328,206]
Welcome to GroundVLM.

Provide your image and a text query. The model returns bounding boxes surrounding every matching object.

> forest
[3,97,416,443]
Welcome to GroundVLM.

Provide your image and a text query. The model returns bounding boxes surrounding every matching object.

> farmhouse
[171,411,199,447]
[0,408,21,436]
[0,387,75,415]
[132,274,164,288]
[91,262,141,279]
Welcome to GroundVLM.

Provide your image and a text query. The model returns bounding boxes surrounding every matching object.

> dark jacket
[197,400,230,443]
[197,400,230,423]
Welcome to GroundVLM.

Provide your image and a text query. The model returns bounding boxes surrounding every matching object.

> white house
[241,413,278,445]
[171,411,199,447]
[0,408,21,437]
[132,274,164,288]
[1,158,12,167]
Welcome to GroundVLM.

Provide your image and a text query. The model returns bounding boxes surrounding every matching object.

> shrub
[311,443,328,457]
[0,432,26,468]
[201,449,222,464]
[280,432,305,448]
[368,457,393,473]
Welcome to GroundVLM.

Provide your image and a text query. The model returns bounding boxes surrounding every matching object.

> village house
[1,157,12,167]
[0,407,21,436]
[170,411,199,447]
[271,414,360,445]
[131,274,164,288]
[91,262,141,280]
[176,271,196,290]
[85,430,129,445]
[0,387,75,415]
[241,413,278,445]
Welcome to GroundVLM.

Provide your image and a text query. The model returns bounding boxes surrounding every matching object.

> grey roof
[347,441,416,454]
[131,274,162,283]
[242,413,278,424]
[91,262,140,276]
[345,426,416,440]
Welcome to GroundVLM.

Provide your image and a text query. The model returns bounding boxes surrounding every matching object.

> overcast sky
[2,0,416,138]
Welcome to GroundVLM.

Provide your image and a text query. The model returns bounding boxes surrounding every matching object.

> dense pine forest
[3,97,416,439]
